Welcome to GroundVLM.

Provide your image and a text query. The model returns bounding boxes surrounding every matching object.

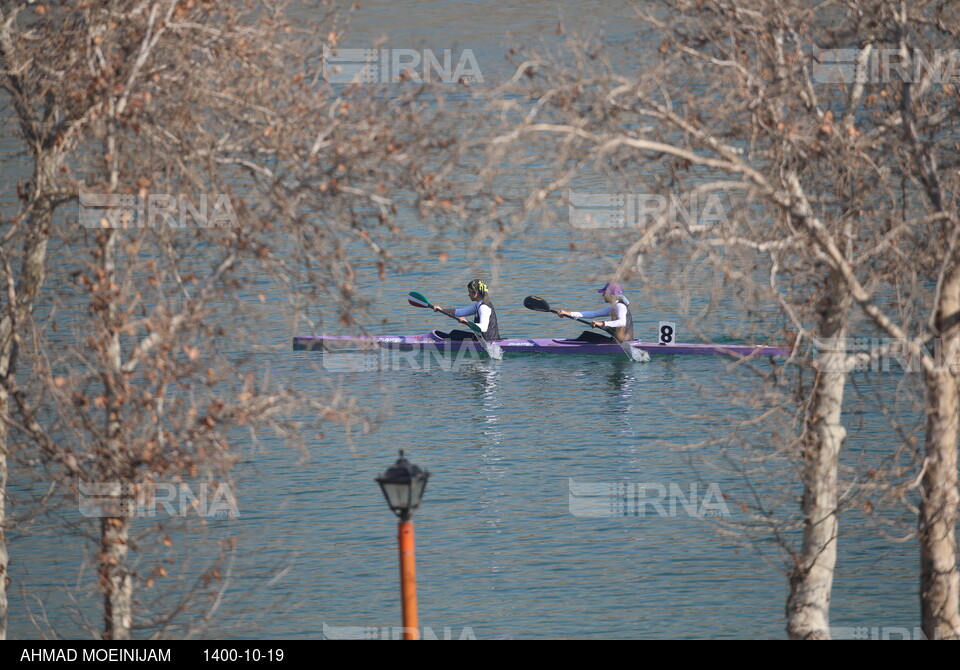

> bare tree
[4,0,957,642]
[0,1,90,638]
[479,0,960,638]
[0,0,477,639]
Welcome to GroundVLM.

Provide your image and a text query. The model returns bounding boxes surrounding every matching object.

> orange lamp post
[376,450,430,640]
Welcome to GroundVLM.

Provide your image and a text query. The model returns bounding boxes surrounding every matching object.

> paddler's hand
[432,305,443,313]
[556,310,570,318]
[591,321,605,329]
[457,317,468,324]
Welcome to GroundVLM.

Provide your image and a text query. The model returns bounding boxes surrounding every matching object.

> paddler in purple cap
[556,282,634,343]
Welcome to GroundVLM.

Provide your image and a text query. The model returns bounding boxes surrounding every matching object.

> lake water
[2,0,926,640]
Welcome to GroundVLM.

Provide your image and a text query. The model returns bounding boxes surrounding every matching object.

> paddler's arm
[557,308,610,330]
[432,304,463,323]
[433,302,477,325]
[572,308,610,319]
[576,306,619,331]
[451,303,479,318]
[601,303,628,329]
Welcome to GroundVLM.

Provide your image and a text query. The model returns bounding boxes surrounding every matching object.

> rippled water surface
[2,1,924,640]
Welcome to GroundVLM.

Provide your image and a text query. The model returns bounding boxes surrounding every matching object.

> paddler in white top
[433,279,501,341]
[556,282,634,343]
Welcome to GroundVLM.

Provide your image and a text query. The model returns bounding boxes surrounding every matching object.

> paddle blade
[407,291,430,308]
[467,321,483,334]
[523,295,551,312]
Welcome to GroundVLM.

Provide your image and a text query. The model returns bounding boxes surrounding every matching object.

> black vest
[476,298,500,340]
[610,302,633,342]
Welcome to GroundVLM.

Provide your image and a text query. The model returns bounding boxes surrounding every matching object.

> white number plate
[658,321,676,345]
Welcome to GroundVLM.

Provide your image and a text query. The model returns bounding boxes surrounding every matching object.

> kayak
[292,330,789,357]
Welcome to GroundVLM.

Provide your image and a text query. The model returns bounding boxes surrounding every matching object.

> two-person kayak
[292,330,789,357]
[294,280,789,357]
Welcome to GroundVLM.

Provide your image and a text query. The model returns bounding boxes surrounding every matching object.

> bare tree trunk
[787,269,849,639]
[919,269,960,640]
[100,516,132,640]
[98,183,132,639]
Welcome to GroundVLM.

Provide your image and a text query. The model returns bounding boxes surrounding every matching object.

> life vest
[609,300,633,342]
[477,297,500,340]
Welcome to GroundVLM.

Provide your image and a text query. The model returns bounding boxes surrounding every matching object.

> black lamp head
[376,449,430,520]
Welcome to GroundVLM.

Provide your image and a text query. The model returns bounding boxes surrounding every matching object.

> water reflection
[463,361,510,581]
[605,357,647,438]
[463,360,505,475]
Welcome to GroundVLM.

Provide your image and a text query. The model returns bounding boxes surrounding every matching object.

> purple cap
[597,282,622,295]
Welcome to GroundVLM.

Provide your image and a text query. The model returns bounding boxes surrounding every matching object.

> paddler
[556,282,634,343]
[434,279,501,341]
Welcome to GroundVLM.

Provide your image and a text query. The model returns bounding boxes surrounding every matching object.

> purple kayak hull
[292,331,789,357]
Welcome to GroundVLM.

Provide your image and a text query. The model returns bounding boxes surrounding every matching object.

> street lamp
[376,450,430,640]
